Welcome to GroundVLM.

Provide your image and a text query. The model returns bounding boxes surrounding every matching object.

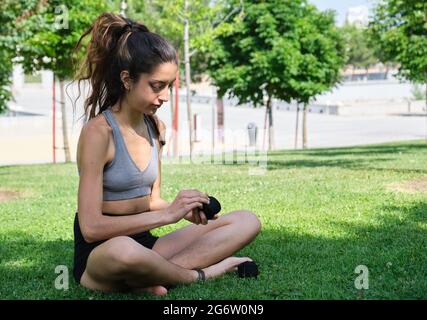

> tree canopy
[369,0,427,83]
[204,0,345,106]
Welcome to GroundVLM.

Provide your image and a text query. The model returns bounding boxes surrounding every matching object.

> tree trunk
[166,86,174,157]
[262,102,268,151]
[294,103,299,149]
[216,96,224,145]
[184,0,193,161]
[384,63,389,80]
[211,86,216,159]
[267,95,274,151]
[52,74,56,163]
[302,103,308,149]
[173,69,180,157]
[59,80,71,162]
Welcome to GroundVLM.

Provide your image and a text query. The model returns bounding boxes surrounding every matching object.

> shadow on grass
[265,157,394,171]
[265,160,427,174]
[0,232,78,299]
[254,200,427,300]
[218,142,427,174]
[1,201,426,299]
[271,142,427,158]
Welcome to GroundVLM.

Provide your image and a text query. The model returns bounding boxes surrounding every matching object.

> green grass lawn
[0,140,426,300]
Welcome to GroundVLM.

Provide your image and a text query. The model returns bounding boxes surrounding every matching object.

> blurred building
[345,5,369,28]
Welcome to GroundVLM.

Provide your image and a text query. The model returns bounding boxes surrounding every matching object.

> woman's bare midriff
[102,195,151,216]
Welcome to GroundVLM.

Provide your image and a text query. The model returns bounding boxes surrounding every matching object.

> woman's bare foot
[201,257,253,280]
[132,285,168,296]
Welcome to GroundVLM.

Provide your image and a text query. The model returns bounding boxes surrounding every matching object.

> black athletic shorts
[73,212,159,284]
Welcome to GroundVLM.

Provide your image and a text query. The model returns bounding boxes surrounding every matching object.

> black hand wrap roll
[201,196,221,220]
[237,261,259,278]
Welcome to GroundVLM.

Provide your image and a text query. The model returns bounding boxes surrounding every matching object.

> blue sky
[308,0,378,26]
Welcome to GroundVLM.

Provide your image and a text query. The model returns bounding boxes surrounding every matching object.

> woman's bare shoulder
[80,113,112,141]
[77,113,112,166]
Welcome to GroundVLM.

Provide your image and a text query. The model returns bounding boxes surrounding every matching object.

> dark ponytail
[73,12,177,139]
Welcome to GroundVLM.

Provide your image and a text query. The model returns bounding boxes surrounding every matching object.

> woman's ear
[120,70,132,90]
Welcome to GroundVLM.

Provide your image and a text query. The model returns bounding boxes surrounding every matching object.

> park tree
[369,0,427,142]
[203,0,345,150]
[293,8,345,149]
[0,0,39,113]
[369,0,427,84]
[18,0,110,162]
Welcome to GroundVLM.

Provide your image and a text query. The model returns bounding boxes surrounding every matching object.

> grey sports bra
[99,108,158,201]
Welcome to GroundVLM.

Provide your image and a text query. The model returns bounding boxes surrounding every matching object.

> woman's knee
[244,210,262,235]
[97,236,152,275]
[227,210,262,234]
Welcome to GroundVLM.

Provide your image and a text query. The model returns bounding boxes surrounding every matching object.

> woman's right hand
[163,190,210,224]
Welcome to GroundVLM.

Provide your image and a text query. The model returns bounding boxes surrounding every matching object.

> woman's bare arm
[150,198,171,211]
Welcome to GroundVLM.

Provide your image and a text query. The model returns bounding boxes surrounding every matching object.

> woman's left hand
[184,209,218,225]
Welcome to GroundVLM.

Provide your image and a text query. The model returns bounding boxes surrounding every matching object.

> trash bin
[247,122,258,147]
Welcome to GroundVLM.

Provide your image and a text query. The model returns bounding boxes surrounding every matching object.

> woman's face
[124,62,178,115]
